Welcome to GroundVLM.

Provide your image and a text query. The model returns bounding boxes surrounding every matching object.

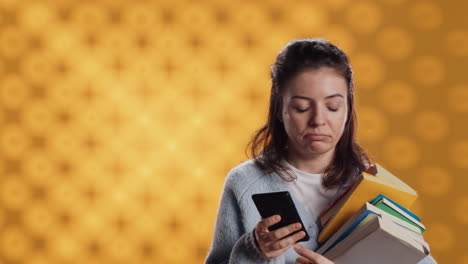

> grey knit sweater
[205,160,437,264]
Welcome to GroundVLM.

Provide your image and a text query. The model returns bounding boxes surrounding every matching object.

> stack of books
[316,164,430,264]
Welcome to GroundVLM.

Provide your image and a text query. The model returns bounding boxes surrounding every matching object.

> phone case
[252,191,310,242]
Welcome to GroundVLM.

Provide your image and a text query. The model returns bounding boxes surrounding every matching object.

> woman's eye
[328,107,339,112]
[295,107,308,113]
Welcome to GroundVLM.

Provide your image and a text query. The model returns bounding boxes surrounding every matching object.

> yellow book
[318,164,418,243]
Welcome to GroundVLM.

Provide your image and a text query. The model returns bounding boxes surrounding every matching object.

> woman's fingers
[294,244,334,264]
[254,216,308,259]
[267,230,306,251]
[296,256,313,264]
[269,222,303,241]
[255,215,282,248]
[256,215,281,233]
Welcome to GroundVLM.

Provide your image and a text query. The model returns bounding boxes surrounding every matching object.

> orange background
[0,0,467,263]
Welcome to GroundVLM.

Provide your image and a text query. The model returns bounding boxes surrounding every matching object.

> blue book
[370,194,421,222]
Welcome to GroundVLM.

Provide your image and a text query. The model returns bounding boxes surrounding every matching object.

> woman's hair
[247,38,370,188]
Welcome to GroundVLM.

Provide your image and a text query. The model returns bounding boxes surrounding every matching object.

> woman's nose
[308,107,326,126]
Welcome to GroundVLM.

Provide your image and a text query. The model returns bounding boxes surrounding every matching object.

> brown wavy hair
[247,38,370,188]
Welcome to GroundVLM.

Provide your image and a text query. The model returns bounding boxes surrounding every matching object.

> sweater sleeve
[205,170,283,264]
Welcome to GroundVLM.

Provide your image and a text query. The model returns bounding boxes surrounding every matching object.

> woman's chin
[304,143,331,154]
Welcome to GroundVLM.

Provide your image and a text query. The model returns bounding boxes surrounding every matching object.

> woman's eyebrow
[291,94,345,100]
[291,95,312,100]
[324,94,345,100]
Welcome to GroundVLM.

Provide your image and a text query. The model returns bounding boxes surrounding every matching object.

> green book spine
[375,203,425,233]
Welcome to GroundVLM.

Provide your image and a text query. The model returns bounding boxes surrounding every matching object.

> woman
[205,39,436,264]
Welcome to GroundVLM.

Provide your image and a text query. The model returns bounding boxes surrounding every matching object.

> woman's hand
[254,214,306,259]
[294,244,334,264]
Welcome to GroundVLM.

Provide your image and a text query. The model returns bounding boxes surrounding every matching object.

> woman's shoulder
[228,159,261,175]
[223,159,274,193]
[225,159,264,182]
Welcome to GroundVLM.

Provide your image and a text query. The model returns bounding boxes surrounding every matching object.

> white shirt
[284,160,339,219]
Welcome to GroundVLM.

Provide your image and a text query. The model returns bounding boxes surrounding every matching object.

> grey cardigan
[205,160,437,264]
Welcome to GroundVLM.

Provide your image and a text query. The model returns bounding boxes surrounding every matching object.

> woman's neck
[286,149,335,174]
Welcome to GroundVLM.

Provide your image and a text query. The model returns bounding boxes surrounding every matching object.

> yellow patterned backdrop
[0,0,467,263]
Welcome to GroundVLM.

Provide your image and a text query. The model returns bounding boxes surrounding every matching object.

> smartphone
[252,191,310,242]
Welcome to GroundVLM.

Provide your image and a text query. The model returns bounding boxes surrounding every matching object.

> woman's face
[281,67,348,159]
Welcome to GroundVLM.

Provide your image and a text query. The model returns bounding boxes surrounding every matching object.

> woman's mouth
[305,134,329,141]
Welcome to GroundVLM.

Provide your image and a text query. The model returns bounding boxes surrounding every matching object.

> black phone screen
[252,191,310,242]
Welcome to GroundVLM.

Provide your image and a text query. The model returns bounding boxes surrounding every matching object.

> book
[316,202,423,256]
[370,194,421,222]
[318,163,418,243]
[319,164,377,226]
[371,195,426,233]
[326,215,429,264]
